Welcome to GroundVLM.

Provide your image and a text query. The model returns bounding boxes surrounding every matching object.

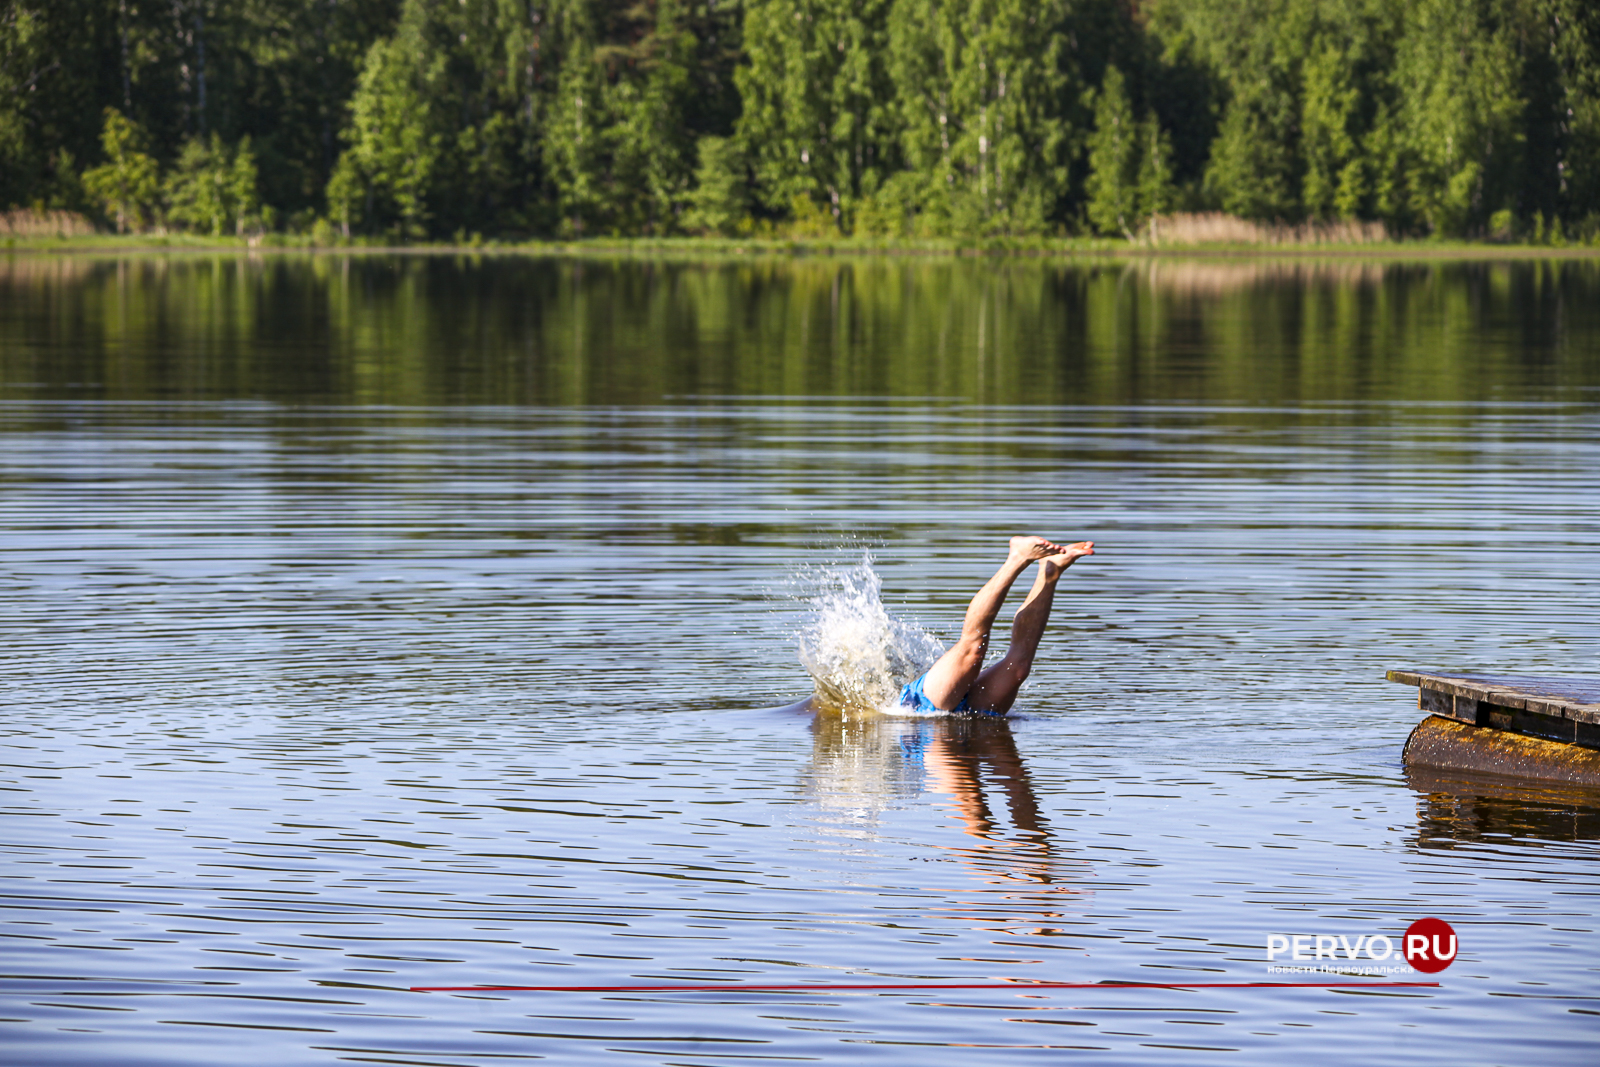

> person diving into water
[897,537,1095,717]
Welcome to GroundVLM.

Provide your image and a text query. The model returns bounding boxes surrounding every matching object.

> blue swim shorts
[896,673,1002,716]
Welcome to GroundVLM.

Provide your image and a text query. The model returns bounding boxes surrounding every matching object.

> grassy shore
[7,230,1600,258]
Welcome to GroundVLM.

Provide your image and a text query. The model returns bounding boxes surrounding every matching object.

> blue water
[2,255,1599,1065]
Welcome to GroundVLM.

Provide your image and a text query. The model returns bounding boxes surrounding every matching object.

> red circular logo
[1403,917,1458,973]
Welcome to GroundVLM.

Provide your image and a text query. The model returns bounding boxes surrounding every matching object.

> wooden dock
[1389,670,1600,786]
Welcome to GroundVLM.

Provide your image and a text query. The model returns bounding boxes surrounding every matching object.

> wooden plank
[1484,705,1577,746]
[1419,686,1477,725]
[1580,719,1600,749]
[1386,670,1600,727]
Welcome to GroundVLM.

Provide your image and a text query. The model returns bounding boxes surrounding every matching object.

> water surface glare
[2,255,1598,1066]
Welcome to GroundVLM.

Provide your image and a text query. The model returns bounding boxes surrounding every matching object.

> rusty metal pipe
[1404,715,1600,787]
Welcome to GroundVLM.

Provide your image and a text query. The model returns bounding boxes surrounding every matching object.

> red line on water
[409,980,1440,993]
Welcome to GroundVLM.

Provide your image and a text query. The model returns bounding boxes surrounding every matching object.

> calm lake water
[2,253,1598,1065]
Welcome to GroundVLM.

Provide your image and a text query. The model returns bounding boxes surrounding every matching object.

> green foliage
[1364,102,1409,226]
[1205,100,1294,220]
[237,0,408,217]
[603,0,700,233]
[539,0,743,237]
[1301,44,1360,219]
[3,1,131,215]
[784,193,838,238]
[325,0,554,240]
[1084,67,1139,237]
[81,109,161,232]
[166,133,261,235]
[8,0,1600,241]
[1390,0,1524,236]
[0,5,45,208]
[737,0,899,233]
[1138,118,1176,226]
[325,153,364,238]
[1549,0,1600,226]
[887,0,1074,236]
[547,2,607,237]
[1156,0,1398,224]
[41,149,91,214]
[335,32,441,238]
[1086,67,1175,239]
[852,171,925,237]
[683,137,750,236]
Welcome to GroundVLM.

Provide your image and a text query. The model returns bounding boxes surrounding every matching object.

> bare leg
[920,537,1071,711]
[965,543,1094,715]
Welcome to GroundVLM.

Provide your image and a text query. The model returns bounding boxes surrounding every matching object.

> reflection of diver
[910,715,1047,844]
[918,715,1066,891]
[807,711,1076,891]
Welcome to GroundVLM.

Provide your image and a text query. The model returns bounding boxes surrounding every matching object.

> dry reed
[2,209,98,238]
[1145,212,1389,247]
[1139,258,1391,295]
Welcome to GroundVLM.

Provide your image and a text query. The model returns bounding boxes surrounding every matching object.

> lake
[2,252,1598,1065]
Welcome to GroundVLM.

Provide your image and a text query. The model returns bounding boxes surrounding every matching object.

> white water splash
[795,553,946,711]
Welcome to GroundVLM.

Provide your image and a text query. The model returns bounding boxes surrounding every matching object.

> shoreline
[6,233,1600,260]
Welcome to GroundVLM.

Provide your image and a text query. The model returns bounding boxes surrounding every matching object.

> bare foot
[1009,535,1068,563]
[1040,541,1094,579]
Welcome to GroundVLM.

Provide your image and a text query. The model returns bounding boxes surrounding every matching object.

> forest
[3,0,1598,242]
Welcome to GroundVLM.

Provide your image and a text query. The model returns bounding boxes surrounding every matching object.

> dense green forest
[4,0,1599,241]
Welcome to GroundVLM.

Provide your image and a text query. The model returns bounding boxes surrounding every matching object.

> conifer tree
[1084,65,1140,237]
[683,136,750,235]
[1137,116,1175,234]
[1205,98,1296,220]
